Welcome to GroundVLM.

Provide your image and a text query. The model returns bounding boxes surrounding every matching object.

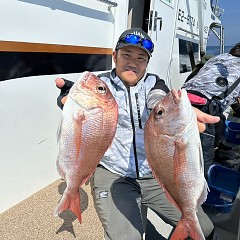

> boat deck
[0,179,104,240]
[0,178,173,240]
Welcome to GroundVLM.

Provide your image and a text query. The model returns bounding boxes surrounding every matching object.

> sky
[208,1,240,46]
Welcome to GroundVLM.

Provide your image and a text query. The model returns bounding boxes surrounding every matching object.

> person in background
[56,28,219,240]
[183,43,240,175]
[185,54,226,149]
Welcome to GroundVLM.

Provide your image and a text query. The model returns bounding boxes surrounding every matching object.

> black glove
[231,102,240,118]
[56,78,74,109]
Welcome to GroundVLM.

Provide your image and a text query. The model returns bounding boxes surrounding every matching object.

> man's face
[113,45,149,86]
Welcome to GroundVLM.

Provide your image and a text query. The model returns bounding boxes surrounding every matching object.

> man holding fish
[55,28,219,240]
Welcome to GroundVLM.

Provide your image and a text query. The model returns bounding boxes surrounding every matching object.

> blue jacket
[98,69,169,179]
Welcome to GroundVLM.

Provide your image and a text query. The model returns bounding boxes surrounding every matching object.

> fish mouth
[170,89,181,104]
[81,71,103,89]
[81,71,92,84]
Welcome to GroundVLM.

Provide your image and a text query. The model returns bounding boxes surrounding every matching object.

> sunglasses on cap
[120,34,154,53]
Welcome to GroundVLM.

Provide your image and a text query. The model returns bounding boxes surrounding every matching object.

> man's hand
[194,107,220,133]
[55,78,74,109]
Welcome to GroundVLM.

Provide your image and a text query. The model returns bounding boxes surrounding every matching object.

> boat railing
[210,22,225,54]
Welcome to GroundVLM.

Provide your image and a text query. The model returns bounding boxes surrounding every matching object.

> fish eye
[155,107,165,118]
[157,110,163,115]
[97,85,107,94]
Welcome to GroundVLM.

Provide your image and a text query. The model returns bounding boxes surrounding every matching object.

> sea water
[206,45,234,56]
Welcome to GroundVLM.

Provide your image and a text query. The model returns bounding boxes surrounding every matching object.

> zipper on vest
[135,93,142,129]
[127,87,140,179]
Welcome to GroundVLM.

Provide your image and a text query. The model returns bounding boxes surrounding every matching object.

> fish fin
[73,110,85,160]
[161,138,187,211]
[56,118,66,179]
[72,108,105,164]
[173,138,187,183]
[198,142,205,173]
[56,118,63,144]
[56,158,65,179]
[54,190,82,224]
[197,179,209,207]
[73,109,85,123]
[170,215,205,240]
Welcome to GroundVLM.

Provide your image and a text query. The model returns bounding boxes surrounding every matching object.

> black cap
[115,28,153,57]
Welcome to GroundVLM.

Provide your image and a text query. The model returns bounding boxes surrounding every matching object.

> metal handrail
[97,0,118,8]
[210,23,224,54]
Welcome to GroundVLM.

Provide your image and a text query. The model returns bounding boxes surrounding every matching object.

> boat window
[179,39,198,74]
[0,48,112,82]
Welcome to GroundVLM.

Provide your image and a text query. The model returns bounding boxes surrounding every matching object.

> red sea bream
[144,89,208,240]
[54,71,118,223]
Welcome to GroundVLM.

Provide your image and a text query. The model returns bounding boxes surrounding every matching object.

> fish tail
[54,190,82,223]
[171,216,205,240]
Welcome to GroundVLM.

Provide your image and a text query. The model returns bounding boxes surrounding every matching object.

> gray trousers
[92,166,214,240]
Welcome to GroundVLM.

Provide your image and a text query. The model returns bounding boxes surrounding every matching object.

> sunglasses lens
[120,34,154,53]
[125,34,141,44]
[142,39,154,51]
